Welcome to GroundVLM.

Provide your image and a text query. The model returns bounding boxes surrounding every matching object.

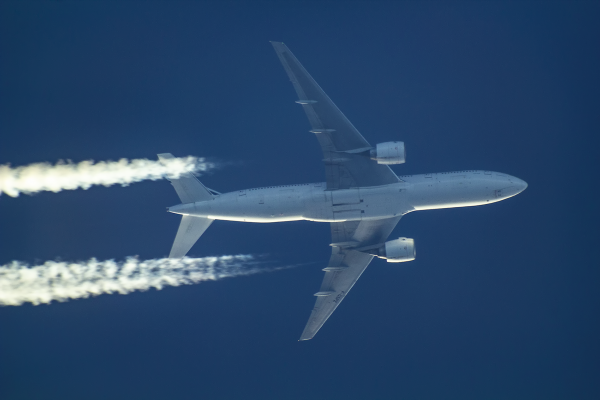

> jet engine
[376,237,415,263]
[370,141,406,165]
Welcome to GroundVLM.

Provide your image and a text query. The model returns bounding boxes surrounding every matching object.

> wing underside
[270,42,404,340]
[271,42,399,189]
[300,216,402,340]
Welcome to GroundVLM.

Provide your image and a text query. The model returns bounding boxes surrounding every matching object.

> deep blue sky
[1,1,599,399]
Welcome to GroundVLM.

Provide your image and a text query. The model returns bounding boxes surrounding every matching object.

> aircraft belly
[201,188,310,222]
[190,181,491,222]
[185,179,503,220]
[362,189,408,219]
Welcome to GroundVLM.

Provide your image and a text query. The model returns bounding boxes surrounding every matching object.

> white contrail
[0,156,213,197]
[0,255,276,306]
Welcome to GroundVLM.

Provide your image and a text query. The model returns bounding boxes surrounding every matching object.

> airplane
[158,42,527,341]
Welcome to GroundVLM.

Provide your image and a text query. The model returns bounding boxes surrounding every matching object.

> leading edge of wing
[270,41,369,151]
[300,250,374,341]
[299,216,403,341]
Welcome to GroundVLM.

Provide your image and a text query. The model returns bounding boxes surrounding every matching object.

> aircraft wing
[300,216,402,340]
[271,42,400,189]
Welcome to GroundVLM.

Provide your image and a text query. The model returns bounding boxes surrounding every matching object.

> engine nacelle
[377,237,415,263]
[370,141,406,165]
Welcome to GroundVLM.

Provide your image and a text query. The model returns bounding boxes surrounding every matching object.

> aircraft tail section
[169,215,213,258]
[157,153,213,203]
[158,153,215,258]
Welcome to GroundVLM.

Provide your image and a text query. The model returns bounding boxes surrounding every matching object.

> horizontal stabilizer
[158,153,213,204]
[169,215,213,258]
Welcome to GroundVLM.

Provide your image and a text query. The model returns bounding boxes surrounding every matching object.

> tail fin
[157,153,213,203]
[158,153,214,258]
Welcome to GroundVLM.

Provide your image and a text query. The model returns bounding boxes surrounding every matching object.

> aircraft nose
[493,176,528,200]
[514,178,528,194]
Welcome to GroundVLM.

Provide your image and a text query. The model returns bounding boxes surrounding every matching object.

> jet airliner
[159,42,527,340]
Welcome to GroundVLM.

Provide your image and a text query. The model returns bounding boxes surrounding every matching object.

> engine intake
[377,237,415,263]
[370,141,406,165]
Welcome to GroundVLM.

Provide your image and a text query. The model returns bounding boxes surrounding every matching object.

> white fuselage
[169,170,528,223]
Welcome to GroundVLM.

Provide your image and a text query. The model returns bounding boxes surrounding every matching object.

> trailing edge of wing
[300,250,374,340]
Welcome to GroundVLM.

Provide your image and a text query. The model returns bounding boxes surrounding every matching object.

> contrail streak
[0,156,213,197]
[0,255,275,306]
